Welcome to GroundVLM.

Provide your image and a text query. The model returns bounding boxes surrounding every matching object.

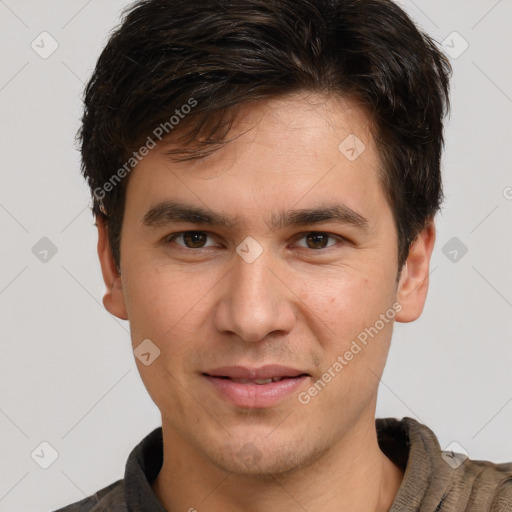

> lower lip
[203,375,309,408]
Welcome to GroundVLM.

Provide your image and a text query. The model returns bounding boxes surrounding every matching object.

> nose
[213,247,296,343]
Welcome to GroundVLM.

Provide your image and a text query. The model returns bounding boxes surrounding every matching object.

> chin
[205,437,328,479]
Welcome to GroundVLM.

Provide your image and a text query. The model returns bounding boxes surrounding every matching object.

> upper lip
[203,365,309,379]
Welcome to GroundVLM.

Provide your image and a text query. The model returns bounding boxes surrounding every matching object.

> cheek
[121,266,176,339]
[298,268,393,339]
[122,263,216,347]
[122,268,206,410]
[302,279,396,414]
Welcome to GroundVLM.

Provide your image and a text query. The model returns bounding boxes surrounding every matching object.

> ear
[96,217,128,320]
[395,221,436,323]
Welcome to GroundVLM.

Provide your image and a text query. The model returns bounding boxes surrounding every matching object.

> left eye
[294,232,340,250]
[165,231,341,250]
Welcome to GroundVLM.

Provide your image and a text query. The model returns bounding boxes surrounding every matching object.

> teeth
[229,377,286,384]
[254,378,273,384]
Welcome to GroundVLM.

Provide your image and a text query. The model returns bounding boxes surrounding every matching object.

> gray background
[0,0,511,510]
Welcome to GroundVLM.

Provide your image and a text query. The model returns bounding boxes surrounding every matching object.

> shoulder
[377,417,512,510]
[52,479,126,512]
[460,458,512,508]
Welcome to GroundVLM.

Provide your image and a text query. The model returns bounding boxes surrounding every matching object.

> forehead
[123,92,387,231]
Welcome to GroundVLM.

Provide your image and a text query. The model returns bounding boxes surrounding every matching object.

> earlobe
[395,222,436,323]
[96,217,129,321]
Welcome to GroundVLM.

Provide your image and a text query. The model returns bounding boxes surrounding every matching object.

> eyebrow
[141,200,370,232]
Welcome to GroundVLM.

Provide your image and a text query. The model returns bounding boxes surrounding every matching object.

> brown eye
[182,232,208,248]
[167,231,215,249]
[295,232,340,250]
[306,233,330,249]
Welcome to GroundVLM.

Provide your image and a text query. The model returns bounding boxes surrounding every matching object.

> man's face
[99,92,429,475]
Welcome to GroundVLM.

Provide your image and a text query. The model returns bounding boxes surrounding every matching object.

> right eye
[164,231,221,250]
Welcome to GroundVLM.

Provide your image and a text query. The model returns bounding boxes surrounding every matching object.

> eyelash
[163,231,347,252]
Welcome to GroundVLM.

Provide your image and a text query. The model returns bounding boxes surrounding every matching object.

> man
[55,0,512,510]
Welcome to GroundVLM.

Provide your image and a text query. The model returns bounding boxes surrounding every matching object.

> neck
[152,415,404,512]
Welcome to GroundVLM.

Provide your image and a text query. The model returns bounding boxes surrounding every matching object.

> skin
[97,91,436,512]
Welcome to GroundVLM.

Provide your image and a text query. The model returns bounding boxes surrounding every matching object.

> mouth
[202,364,310,382]
[203,375,309,384]
[202,365,311,408]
